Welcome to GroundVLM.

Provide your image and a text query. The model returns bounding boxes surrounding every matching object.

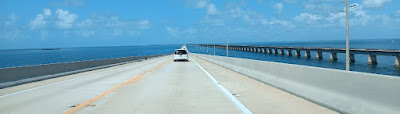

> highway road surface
[0,54,337,114]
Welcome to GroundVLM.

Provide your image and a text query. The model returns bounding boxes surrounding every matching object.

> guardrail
[191,44,400,67]
[0,54,169,89]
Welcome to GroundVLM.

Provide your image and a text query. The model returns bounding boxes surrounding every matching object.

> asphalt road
[0,54,336,114]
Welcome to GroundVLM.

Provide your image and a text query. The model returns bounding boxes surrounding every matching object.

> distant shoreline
[40,48,60,50]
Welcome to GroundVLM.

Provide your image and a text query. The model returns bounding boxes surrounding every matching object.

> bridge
[193,44,400,67]
[1,46,400,114]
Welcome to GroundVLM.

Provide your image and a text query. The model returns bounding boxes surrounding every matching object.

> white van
[173,49,189,61]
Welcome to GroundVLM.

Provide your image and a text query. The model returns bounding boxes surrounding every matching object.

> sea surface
[0,45,181,68]
[1,39,399,76]
[187,39,400,76]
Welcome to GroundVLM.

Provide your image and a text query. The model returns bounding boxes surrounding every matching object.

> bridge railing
[191,44,400,67]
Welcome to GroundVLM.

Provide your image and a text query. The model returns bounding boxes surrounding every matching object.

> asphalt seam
[191,57,253,114]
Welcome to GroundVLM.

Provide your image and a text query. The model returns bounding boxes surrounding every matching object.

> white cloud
[363,0,391,8]
[397,10,400,16]
[323,3,397,27]
[0,27,24,40]
[165,26,197,37]
[136,20,151,29]
[229,7,244,18]
[75,15,150,37]
[79,30,95,37]
[5,13,16,25]
[226,7,265,25]
[243,15,256,24]
[127,30,141,36]
[200,17,225,26]
[207,3,218,15]
[326,11,345,24]
[282,0,298,4]
[260,19,268,25]
[351,4,373,25]
[186,0,219,16]
[294,13,322,23]
[29,8,52,29]
[166,26,179,36]
[1,13,25,40]
[273,3,283,14]
[113,29,122,36]
[43,8,51,16]
[29,14,46,29]
[196,0,209,8]
[55,9,78,29]
[344,3,374,26]
[269,19,294,28]
[186,0,209,8]
[51,0,85,7]
[77,19,93,28]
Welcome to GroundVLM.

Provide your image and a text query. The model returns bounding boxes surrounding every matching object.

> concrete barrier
[0,54,168,89]
[193,53,400,114]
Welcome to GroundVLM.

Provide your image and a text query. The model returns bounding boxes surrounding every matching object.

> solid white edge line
[0,76,86,99]
[0,56,168,99]
[0,56,162,99]
[0,67,114,99]
[191,57,253,114]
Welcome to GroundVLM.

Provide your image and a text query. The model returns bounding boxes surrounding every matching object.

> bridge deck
[197,44,400,56]
[0,55,336,113]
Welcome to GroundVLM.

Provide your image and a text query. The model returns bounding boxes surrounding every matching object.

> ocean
[187,39,400,76]
[1,39,399,76]
[0,45,181,68]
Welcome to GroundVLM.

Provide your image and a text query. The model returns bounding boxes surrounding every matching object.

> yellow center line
[126,60,169,84]
[129,76,144,85]
[65,59,171,114]
[127,75,142,84]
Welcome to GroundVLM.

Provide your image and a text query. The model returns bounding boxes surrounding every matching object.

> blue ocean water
[187,39,400,76]
[0,45,181,68]
[1,39,399,76]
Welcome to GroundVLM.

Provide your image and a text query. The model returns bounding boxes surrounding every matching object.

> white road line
[0,56,167,99]
[191,57,253,114]
[0,62,127,99]
[0,75,86,99]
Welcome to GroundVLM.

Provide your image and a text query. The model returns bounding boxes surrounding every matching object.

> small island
[40,48,60,50]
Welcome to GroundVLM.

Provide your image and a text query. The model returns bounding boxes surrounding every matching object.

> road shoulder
[191,55,338,114]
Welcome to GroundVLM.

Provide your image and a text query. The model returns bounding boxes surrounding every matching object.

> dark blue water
[188,39,400,76]
[0,45,181,68]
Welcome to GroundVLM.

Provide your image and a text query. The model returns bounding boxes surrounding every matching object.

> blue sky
[1,0,399,49]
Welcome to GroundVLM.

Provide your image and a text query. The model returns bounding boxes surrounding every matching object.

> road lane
[83,58,241,113]
[191,55,337,114]
[0,53,337,114]
[0,56,170,113]
[66,60,171,114]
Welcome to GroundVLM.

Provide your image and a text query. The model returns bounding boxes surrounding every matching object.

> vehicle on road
[173,49,189,61]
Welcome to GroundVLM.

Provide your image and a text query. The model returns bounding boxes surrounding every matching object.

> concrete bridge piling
[279,49,285,55]
[195,44,400,67]
[305,51,311,58]
[330,52,338,61]
[287,50,292,56]
[268,49,273,54]
[295,50,301,57]
[316,51,323,59]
